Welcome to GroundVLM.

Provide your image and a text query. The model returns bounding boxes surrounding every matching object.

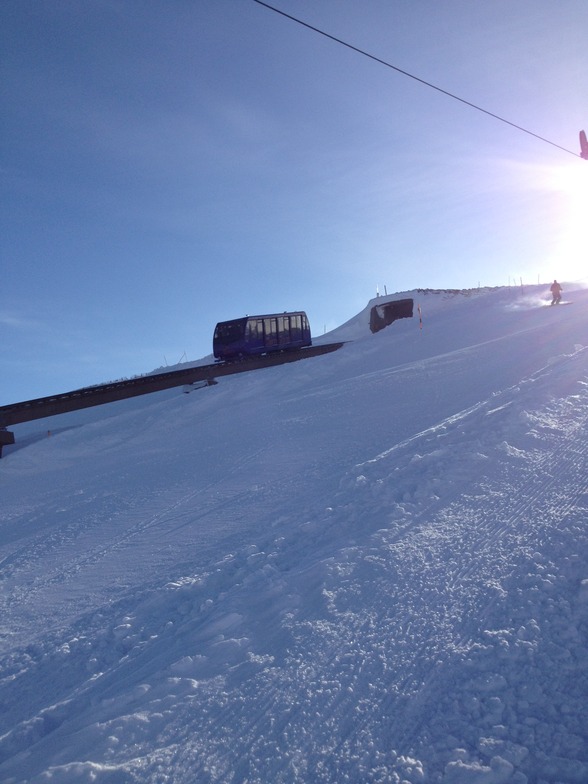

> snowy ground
[1,285,587,783]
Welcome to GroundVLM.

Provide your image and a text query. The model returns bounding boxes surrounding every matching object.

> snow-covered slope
[1,285,587,784]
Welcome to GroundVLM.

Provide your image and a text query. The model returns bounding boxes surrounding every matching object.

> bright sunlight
[543,160,588,284]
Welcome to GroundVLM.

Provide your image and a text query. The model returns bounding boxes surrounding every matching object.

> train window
[247,320,262,340]
[264,318,278,345]
[215,323,243,344]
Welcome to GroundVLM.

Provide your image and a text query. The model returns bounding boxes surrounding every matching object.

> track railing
[0,342,344,432]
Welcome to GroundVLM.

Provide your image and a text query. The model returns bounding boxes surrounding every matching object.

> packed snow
[1,285,587,784]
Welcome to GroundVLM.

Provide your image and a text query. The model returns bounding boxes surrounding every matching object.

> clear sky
[2,0,587,403]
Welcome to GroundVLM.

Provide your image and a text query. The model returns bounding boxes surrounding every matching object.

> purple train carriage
[213,311,311,361]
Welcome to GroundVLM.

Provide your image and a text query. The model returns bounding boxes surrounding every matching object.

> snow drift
[1,285,587,783]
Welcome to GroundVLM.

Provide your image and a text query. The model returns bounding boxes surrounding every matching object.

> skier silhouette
[550,280,562,305]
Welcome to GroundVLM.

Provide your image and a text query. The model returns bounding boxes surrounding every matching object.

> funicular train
[213,311,311,361]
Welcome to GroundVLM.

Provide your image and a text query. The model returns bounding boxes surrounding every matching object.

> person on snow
[550,280,563,305]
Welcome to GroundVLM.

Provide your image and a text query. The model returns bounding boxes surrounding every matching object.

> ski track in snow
[1,287,587,783]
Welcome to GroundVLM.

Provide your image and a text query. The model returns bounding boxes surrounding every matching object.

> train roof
[215,311,308,325]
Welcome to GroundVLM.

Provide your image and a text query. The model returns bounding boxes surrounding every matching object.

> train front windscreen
[213,319,247,359]
[214,321,244,345]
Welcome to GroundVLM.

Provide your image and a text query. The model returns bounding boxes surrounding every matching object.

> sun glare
[543,161,588,284]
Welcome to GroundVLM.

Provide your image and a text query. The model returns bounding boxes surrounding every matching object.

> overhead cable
[252,0,581,159]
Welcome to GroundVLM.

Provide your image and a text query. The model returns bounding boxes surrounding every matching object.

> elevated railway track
[0,342,344,455]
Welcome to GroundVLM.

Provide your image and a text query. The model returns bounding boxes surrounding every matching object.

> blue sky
[2,0,587,403]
